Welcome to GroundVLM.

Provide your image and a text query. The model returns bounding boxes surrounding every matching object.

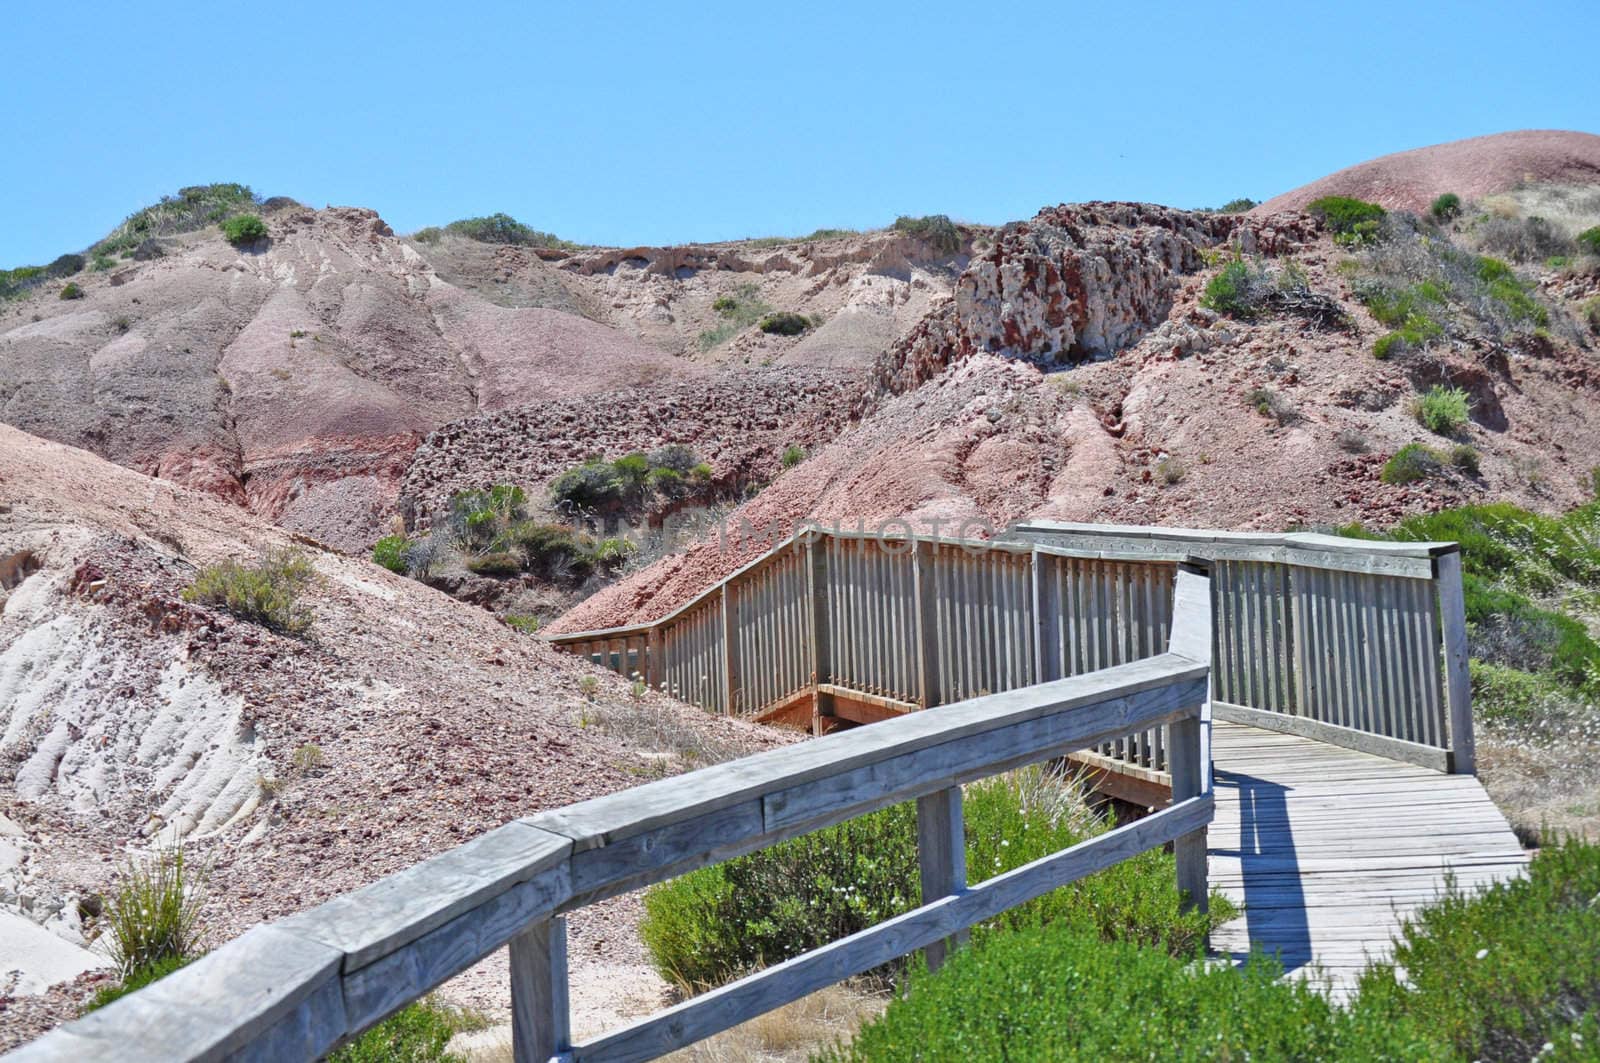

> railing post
[511,916,569,1063]
[1435,550,1475,774]
[646,626,662,692]
[722,581,739,716]
[807,529,831,686]
[916,786,967,970]
[1169,714,1208,918]
[1031,548,1061,682]
[913,538,939,708]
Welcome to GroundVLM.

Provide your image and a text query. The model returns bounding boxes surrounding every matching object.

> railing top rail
[10,649,1208,1063]
[1012,521,1456,578]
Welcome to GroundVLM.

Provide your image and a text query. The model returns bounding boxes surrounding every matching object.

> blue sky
[3,0,1596,267]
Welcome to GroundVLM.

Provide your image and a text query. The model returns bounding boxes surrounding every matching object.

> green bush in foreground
[329,998,486,1063]
[639,769,1229,992]
[371,534,411,574]
[221,214,268,246]
[1381,443,1444,485]
[1579,226,1600,257]
[833,838,1600,1062]
[182,548,316,635]
[103,846,207,979]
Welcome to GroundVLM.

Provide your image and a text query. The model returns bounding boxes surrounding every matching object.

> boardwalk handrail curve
[6,574,1215,1063]
[551,521,1473,775]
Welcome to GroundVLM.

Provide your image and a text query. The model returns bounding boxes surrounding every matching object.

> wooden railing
[1009,523,1473,773]
[7,576,1214,1063]
[552,522,1473,775]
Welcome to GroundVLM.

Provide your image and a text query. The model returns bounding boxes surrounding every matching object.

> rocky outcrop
[868,203,1248,398]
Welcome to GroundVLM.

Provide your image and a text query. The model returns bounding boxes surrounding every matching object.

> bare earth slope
[1255,130,1600,214]
[1,210,971,553]
[0,425,785,1049]
[556,197,1600,632]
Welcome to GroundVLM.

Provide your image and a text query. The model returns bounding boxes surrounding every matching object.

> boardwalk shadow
[1212,768,1312,973]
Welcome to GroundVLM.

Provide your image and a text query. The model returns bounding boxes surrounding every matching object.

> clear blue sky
[4,0,1596,268]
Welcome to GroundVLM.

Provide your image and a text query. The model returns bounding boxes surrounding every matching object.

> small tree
[1429,193,1462,222]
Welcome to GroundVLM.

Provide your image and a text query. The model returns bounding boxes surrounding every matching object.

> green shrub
[549,461,620,513]
[221,214,268,246]
[1448,443,1481,475]
[1355,838,1600,1061]
[84,954,194,1014]
[1217,197,1258,213]
[443,213,579,249]
[411,226,444,244]
[835,838,1600,1063]
[826,931,1352,1062]
[1381,443,1443,484]
[711,295,737,312]
[1246,387,1298,425]
[329,998,486,1063]
[91,253,116,271]
[93,183,258,257]
[757,311,810,336]
[1579,226,1600,256]
[503,614,541,635]
[780,444,806,468]
[182,548,315,635]
[509,521,594,580]
[464,551,521,577]
[448,484,528,550]
[891,214,962,255]
[103,846,206,978]
[1583,297,1600,335]
[699,283,772,350]
[1200,260,1255,317]
[550,449,709,516]
[1414,384,1472,435]
[1306,195,1386,244]
[1372,331,1405,359]
[59,282,84,300]
[45,253,84,278]
[371,534,411,574]
[639,769,1229,993]
[1430,192,1462,221]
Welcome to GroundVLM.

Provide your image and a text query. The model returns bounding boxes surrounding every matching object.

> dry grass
[455,986,883,1063]
[1478,694,1600,845]
[577,697,744,768]
[1477,182,1600,238]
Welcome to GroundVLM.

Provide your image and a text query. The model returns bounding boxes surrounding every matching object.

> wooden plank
[914,539,938,707]
[573,797,1212,1063]
[511,918,569,1063]
[277,822,571,972]
[12,925,347,1063]
[1211,701,1449,771]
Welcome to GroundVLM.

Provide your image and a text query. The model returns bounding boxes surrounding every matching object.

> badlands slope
[0,425,785,1048]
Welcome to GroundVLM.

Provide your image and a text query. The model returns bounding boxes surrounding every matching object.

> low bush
[1448,443,1481,475]
[1200,258,1348,327]
[45,253,84,278]
[1430,192,1462,221]
[1217,197,1257,213]
[328,998,487,1063]
[464,551,521,577]
[639,768,1229,993]
[503,613,541,635]
[549,449,710,518]
[1246,386,1298,425]
[1584,296,1600,335]
[780,444,806,469]
[1476,214,1574,264]
[59,282,84,300]
[699,283,772,350]
[1381,443,1443,484]
[448,484,528,551]
[221,214,268,246]
[1306,195,1385,245]
[1578,226,1600,256]
[1414,384,1472,435]
[891,214,962,255]
[103,846,206,979]
[371,534,411,574]
[444,213,580,249]
[834,838,1600,1063]
[411,226,444,244]
[182,548,315,635]
[757,311,810,336]
[94,183,258,257]
[85,954,194,1013]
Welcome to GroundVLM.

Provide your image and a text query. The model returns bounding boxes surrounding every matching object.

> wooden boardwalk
[1208,720,1527,996]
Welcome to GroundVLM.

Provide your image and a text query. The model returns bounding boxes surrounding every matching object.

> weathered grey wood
[8,925,346,1062]
[528,654,1205,853]
[278,821,571,973]
[1168,715,1208,916]
[916,786,967,969]
[721,582,738,715]
[573,796,1212,1063]
[339,861,573,1031]
[1212,700,1449,772]
[512,917,570,1063]
[1434,550,1475,774]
